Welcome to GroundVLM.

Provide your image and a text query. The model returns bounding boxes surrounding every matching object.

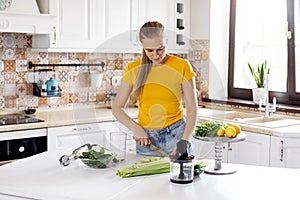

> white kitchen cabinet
[34,0,103,51]
[228,131,271,167]
[97,0,190,53]
[48,121,136,153]
[35,0,135,52]
[95,0,137,52]
[270,136,300,168]
[47,123,107,151]
[193,138,218,160]
[194,131,271,167]
[44,0,98,51]
[34,0,190,52]
[136,0,190,53]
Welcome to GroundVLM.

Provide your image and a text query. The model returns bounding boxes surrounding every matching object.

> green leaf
[247,60,270,88]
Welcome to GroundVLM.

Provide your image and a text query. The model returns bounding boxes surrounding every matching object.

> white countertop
[2,106,300,137]
[272,124,300,137]
[0,106,138,132]
[0,150,300,200]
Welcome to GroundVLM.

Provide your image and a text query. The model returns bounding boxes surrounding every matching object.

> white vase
[252,88,266,104]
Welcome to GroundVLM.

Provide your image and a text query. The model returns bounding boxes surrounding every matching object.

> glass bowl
[77,146,116,169]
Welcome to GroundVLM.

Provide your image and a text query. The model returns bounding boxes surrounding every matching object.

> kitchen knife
[148,144,169,157]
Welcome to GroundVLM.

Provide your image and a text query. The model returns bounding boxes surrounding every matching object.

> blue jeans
[136,119,187,156]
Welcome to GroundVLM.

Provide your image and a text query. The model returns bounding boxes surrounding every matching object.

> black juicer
[170,140,195,184]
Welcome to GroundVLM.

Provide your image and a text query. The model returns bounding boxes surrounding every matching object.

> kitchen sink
[210,111,262,121]
[241,117,300,128]
[208,111,300,129]
[242,117,283,123]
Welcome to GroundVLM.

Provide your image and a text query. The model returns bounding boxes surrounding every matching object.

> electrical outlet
[112,75,122,86]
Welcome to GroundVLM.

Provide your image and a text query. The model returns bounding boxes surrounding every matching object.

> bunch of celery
[116,157,170,178]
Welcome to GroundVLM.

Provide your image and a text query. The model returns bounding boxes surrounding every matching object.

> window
[228,0,300,105]
[295,0,300,93]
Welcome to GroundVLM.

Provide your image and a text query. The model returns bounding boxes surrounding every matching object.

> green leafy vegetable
[195,121,225,137]
[194,160,207,176]
[78,148,115,168]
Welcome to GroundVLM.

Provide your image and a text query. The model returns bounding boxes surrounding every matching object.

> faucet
[258,74,276,118]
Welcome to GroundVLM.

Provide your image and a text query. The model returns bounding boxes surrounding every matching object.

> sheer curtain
[234,0,287,92]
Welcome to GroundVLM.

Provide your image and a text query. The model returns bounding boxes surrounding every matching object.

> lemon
[217,126,225,137]
[230,124,241,134]
[225,126,237,138]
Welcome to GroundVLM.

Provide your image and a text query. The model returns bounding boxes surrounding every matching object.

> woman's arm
[112,80,151,146]
[181,77,198,141]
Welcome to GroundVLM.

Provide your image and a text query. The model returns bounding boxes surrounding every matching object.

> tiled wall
[0,33,209,110]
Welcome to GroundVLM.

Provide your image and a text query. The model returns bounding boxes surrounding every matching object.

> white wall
[209,0,230,99]
[190,0,210,39]
[190,0,230,99]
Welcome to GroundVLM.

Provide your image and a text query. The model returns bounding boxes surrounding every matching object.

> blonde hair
[131,21,165,104]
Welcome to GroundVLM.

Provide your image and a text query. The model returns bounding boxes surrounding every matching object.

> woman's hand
[131,124,151,146]
[170,139,191,158]
[170,147,177,157]
[133,136,151,146]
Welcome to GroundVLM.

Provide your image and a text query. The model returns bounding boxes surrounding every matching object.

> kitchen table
[0,150,299,200]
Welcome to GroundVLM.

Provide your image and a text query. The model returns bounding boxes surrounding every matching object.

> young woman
[112,21,198,157]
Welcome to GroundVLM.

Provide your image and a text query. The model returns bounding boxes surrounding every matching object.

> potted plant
[247,60,270,104]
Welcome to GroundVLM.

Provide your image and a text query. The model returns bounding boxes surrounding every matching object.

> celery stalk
[116,157,207,178]
[116,158,170,178]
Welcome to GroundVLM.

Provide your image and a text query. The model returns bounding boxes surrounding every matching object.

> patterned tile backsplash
[0,33,209,110]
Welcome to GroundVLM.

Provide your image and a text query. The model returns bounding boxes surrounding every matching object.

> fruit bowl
[77,146,116,169]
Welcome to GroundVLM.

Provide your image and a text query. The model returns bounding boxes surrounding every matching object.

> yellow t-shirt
[122,55,195,129]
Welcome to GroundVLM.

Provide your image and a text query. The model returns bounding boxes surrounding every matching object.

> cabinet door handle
[280,140,284,162]
[73,127,92,132]
[52,26,57,45]
[0,19,9,29]
[227,143,232,151]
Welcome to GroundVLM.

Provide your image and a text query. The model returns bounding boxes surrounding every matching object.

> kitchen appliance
[0,115,46,165]
[170,141,194,184]
[0,115,44,126]
[0,114,44,126]
[0,128,47,165]
[46,77,59,96]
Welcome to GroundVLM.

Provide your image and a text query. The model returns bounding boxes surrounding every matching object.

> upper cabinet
[95,0,137,53]
[33,0,98,51]
[97,0,190,53]
[33,0,190,53]
[137,0,190,53]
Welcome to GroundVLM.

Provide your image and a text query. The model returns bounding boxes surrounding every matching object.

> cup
[110,131,127,161]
